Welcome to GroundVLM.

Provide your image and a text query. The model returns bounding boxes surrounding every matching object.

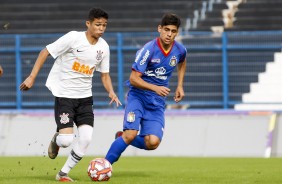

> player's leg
[48,97,75,159]
[131,106,165,150]
[105,129,138,164]
[48,127,74,159]
[59,125,93,177]
[56,97,94,182]
[105,94,143,165]
[130,125,162,150]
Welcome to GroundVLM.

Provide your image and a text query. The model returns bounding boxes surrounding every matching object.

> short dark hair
[88,8,108,21]
[160,13,181,28]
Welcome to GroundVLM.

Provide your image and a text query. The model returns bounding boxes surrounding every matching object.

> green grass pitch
[1,156,282,184]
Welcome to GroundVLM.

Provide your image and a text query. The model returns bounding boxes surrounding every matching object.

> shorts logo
[127,112,135,122]
[60,113,70,124]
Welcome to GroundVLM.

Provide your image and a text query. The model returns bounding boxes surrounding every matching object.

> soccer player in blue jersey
[104,13,187,165]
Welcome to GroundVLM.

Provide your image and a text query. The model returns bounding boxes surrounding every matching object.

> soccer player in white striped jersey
[20,8,121,182]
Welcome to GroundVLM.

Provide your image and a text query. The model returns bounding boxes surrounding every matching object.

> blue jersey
[122,38,187,139]
[127,38,187,95]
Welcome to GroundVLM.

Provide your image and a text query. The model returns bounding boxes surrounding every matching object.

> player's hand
[109,92,122,107]
[174,86,184,102]
[0,65,3,77]
[155,86,170,97]
[20,76,35,91]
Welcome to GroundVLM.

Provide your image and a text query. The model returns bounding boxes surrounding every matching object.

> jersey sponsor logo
[169,56,177,66]
[60,113,70,124]
[127,111,135,122]
[155,67,166,75]
[140,50,150,65]
[72,61,94,75]
[96,50,103,61]
[144,70,154,76]
[144,67,167,80]
[151,58,160,63]
[155,67,167,80]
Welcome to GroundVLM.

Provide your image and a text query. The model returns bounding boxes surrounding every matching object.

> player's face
[158,25,178,46]
[86,18,108,40]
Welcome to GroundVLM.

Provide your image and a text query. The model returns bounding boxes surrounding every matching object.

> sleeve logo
[139,50,150,65]
[135,48,144,63]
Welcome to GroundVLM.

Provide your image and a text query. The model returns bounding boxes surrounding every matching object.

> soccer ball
[87,158,112,181]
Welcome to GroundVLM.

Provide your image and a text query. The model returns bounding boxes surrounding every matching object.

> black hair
[88,8,109,21]
[160,13,181,28]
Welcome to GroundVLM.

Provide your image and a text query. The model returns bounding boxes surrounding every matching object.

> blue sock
[130,135,147,150]
[105,137,128,164]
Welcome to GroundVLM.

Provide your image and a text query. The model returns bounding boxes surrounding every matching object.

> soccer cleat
[115,131,123,139]
[56,173,74,182]
[48,132,60,159]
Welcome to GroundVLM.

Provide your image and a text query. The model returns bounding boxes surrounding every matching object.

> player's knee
[56,134,74,148]
[147,140,160,150]
[77,124,93,147]
[123,131,137,144]
[79,133,92,146]
[145,135,160,150]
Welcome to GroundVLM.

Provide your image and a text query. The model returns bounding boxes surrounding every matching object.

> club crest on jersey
[96,50,103,61]
[127,112,135,122]
[169,56,177,66]
[60,113,70,124]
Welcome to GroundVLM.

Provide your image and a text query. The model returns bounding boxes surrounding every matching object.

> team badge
[169,56,177,66]
[60,113,70,124]
[96,50,103,61]
[127,112,135,122]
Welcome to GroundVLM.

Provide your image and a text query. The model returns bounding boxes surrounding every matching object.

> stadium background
[1,0,282,157]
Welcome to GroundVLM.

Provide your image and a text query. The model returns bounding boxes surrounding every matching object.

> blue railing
[0,31,282,109]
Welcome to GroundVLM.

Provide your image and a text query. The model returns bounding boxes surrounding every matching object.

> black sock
[59,170,67,176]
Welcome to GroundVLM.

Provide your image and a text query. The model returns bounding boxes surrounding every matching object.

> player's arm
[0,65,3,77]
[20,48,50,90]
[174,59,186,102]
[129,70,170,97]
[100,72,122,107]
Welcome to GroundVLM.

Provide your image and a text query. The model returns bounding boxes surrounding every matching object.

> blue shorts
[123,90,165,140]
